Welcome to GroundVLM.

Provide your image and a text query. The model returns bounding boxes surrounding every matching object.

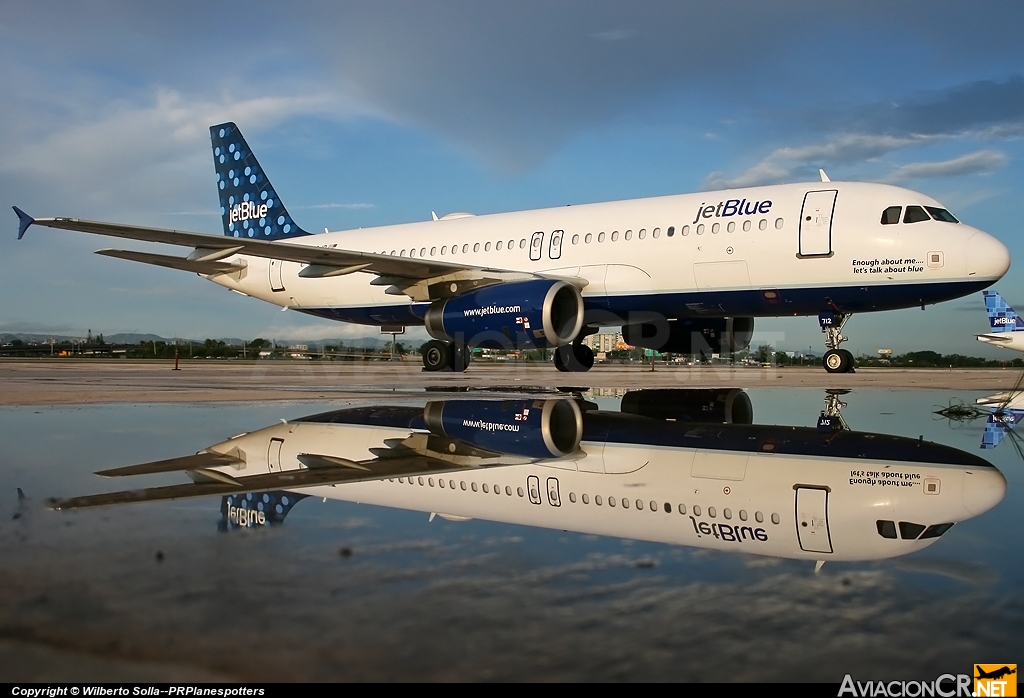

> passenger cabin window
[925,206,959,223]
[903,206,930,224]
[876,520,897,539]
[881,206,902,225]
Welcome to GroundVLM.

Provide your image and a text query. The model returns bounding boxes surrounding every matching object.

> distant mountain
[1,331,400,349]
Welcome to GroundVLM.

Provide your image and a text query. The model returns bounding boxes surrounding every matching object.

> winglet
[819,169,831,183]
[13,206,34,240]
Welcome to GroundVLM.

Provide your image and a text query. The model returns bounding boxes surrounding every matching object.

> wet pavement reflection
[1,387,1022,681]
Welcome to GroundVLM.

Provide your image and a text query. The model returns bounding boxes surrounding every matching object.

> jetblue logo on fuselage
[690,516,768,542]
[692,198,772,224]
[229,201,268,223]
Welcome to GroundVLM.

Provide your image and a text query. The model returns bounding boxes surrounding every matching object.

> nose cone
[962,468,1007,517]
[967,231,1010,281]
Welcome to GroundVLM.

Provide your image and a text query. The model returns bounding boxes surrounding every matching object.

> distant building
[584,332,623,353]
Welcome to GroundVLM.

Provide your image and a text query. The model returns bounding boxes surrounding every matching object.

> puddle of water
[1,387,1020,681]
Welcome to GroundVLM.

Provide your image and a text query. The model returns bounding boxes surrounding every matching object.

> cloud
[883,150,1008,182]
[0,88,352,220]
[702,134,942,189]
[591,29,632,41]
[827,76,1024,139]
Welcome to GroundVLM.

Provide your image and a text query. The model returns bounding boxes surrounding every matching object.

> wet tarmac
[2,360,1023,404]
[1,385,1022,681]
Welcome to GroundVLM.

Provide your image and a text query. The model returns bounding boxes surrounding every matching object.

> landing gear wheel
[839,349,855,373]
[422,340,450,372]
[554,343,595,372]
[573,343,595,371]
[823,349,851,374]
[450,343,471,372]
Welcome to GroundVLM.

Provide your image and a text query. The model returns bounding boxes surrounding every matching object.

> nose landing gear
[819,311,855,374]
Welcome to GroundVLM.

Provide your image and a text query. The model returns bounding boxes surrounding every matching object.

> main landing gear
[422,340,471,372]
[819,311,855,374]
[554,340,595,373]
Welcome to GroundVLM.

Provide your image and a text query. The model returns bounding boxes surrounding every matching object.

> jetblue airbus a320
[13,122,1010,373]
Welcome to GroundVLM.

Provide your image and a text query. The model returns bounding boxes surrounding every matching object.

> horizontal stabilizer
[97,249,246,275]
[97,451,243,477]
[13,206,34,240]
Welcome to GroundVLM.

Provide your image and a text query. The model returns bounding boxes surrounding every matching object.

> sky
[1,1,1023,355]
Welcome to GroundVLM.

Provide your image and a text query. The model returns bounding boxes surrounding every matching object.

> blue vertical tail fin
[981,410,1024,449]
[210,122,312,240]
[983,290,1022,332]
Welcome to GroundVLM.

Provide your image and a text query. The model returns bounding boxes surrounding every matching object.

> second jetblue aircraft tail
[210,122,311,240]
[983,291,1023,332]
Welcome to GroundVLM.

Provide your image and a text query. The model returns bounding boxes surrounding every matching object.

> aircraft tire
[422,340,451,371]
[450,343,471,372]
[823,349,850,373]
[573,343,595,371]
[554,346,570,372]
[839,348,855,373]
[554,343,595,372]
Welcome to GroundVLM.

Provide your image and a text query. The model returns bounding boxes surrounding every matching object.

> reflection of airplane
[976,666,1017,681]
[978,291,1024,353]
[53,389,1005,563]
[973,292,1024,448]
[15,123,1009,374]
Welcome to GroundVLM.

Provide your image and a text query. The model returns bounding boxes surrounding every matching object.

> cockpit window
[898,521,927,539]
[925,206,959,223]
[903,206,930,224]
[881,206,902,225]
[876,520,897,539]
[918,522,955,539]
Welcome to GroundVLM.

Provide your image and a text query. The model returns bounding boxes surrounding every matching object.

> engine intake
[622,317,754,355]
[424,279,584,349]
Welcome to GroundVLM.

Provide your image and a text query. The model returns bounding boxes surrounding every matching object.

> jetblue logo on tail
[230,201,268,224]
[984,291,1022,332]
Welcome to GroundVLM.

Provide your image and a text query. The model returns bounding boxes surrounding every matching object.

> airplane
[51,388,1007,564]
[977,290,1024,353]
[14,122,1011,374]
[975,666,1017,681]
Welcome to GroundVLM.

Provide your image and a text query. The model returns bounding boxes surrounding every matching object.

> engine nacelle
[620,389,753,424]
[423,398,583,459]
[622,317,754,354]
[424,279,584,349]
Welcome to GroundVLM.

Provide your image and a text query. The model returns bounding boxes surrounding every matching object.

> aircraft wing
[15,208,583,301]
[51,450,505,510]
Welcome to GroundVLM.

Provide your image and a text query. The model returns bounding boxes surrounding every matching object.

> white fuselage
[210,414,1006,562]
[206,181,1008,326]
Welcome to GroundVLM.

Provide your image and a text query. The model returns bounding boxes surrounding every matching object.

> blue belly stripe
[294,279,993,327]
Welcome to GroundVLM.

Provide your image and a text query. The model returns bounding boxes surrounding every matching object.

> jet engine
[622,317,754,355]
[423,398,583,459]
[424,279,584,349]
